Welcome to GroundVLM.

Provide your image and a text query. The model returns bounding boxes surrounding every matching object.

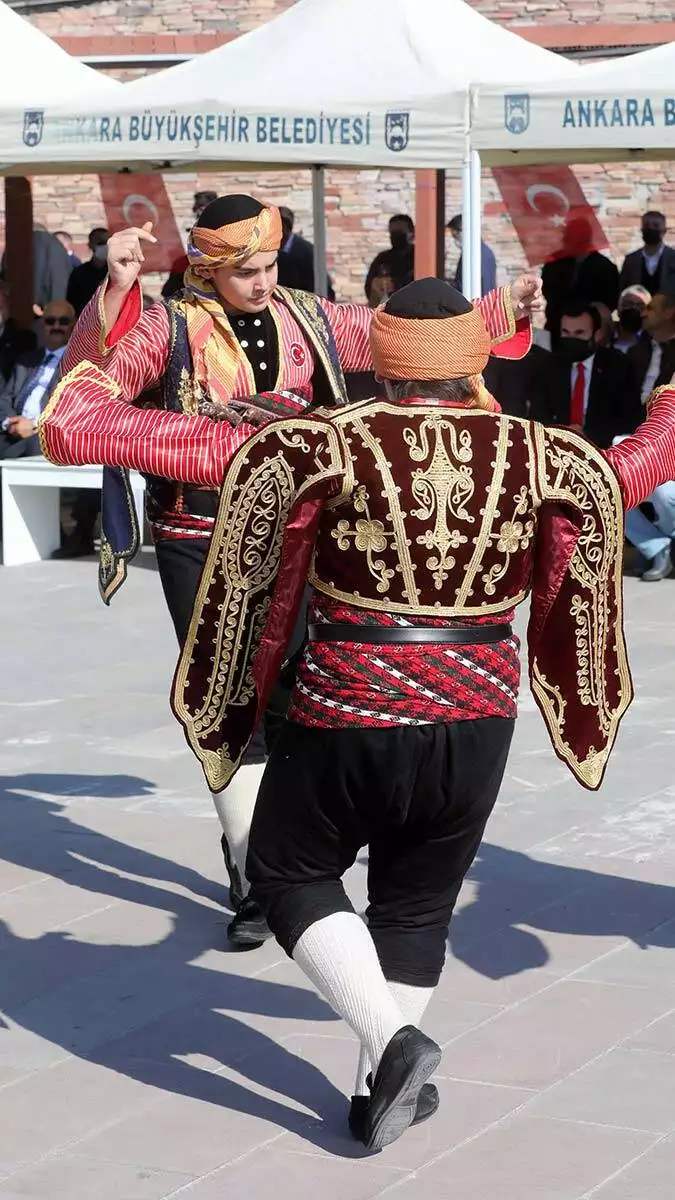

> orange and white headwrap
[370,278,496,411]
[186,203,283,277]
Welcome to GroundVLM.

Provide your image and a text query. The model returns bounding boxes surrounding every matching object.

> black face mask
[557,336,595,362]
[642,227,662,247]
[390,230,410,251]
[618,308,643,334]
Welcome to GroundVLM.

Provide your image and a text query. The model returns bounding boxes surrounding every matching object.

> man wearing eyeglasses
[0,301,75,459]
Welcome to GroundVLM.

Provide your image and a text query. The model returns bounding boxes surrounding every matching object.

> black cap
[384,276,473,320]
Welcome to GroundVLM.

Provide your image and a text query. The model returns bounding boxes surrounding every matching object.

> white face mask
[92,243,108,263]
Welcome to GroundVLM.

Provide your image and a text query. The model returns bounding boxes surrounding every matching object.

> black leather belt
[308,623,512,645]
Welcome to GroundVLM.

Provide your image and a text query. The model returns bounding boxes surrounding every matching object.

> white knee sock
[353,980,435,1096]
[211,762,265,898]
[293,913,406,1072]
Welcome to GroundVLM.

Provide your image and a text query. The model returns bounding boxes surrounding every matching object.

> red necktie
[570,361,586,427]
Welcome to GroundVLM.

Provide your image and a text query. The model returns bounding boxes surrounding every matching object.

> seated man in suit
[0,300,75,459]
[530,300,642,449]
[619,211,675,299]
[627,291,675,403]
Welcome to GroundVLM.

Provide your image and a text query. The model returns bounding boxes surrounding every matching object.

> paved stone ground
[0,552,674,1198]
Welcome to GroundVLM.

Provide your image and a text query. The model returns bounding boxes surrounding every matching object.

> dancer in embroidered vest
[41,276,675,1147]
[52,193,536,952]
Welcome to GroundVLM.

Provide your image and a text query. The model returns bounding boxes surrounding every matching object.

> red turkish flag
[492,166,609,268]
[98,175,185,274]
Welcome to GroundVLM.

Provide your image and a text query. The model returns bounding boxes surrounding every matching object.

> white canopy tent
[5,0,577,293]
[471,41,675,165]
[0,0,118,158]
[9,0,577,174]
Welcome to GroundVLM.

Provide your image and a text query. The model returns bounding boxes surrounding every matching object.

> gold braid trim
[531,423,632,790]
[488,287,518,347]
[645,383,675,414]
[37,359,120,458]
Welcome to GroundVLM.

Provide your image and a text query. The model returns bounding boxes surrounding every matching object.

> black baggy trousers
[247,717,515,987]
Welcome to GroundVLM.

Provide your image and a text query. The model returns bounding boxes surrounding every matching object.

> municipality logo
[385,111,410,152]
[504,94,530,135]
[23,111,44,148]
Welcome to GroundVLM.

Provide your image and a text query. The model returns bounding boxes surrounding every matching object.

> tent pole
[469,149,482,299]
[461,156,473,300]
[311,165,328,297]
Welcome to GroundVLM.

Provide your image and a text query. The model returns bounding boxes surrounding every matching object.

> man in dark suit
[618,211,675,298]
[31,227,75,313]
[627,291,675,402]
[0,281,36,383]
[483,343,550,419]
[0,300,75,459]
[530,300,641,449]
[541,216,619,346]
[277,206,335,298]
[66,227,110,316]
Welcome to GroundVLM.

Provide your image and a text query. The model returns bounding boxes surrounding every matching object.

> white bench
[0,458,145,567]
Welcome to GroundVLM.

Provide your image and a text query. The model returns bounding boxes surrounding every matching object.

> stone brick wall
[4,0,675,300]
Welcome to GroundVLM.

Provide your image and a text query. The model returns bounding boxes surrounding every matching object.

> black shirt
[230,308,279,394]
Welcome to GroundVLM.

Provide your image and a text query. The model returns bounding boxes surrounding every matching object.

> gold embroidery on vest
[529,422,631,787]
[404,416,475,591]
[455,418,511,607]
[482,485,536,596]
[331,485,395,594]
[351,415,419,604]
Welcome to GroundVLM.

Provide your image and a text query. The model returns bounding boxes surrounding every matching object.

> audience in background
[619,211,675,298]
[628,291,675,403]
[32,226,75,313]
[364,214,414,301]
[447,214,497,296]
[161,190,218,299]
[0,281,36,383]
[613,285,651,354]
[530,300,641,448]
[66,228,111,316]
[54,231,82,270]
[0,300,75,460]
[541,216,620,346]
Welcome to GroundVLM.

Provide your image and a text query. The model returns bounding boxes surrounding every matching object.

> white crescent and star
[121,194,160,225]
[525,184,571,227]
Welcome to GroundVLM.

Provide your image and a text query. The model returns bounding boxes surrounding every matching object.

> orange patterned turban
[370,277,492,381]
[187,193,283,274]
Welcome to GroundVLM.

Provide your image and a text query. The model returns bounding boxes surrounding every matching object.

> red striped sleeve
[39,362,252,488]
[475,287,531,361]
[321,299,374,371]
[61,281,169,398]
[604,387,675,511]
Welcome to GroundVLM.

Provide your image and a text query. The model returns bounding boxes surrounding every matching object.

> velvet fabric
[171,401,631,793]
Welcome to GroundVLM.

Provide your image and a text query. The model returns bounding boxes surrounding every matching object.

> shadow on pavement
[0,773,368,1157]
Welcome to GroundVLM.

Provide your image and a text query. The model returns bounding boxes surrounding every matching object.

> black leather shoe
[227,896,272,950]
[349,1082,439,1141]
[362,1026,441,1152]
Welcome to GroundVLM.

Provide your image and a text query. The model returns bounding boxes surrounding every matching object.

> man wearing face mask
[531,300,641,448]
[613,286,651,354]
[619,211,675,298]
[66,228,111,316]
[364,214,414,301]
